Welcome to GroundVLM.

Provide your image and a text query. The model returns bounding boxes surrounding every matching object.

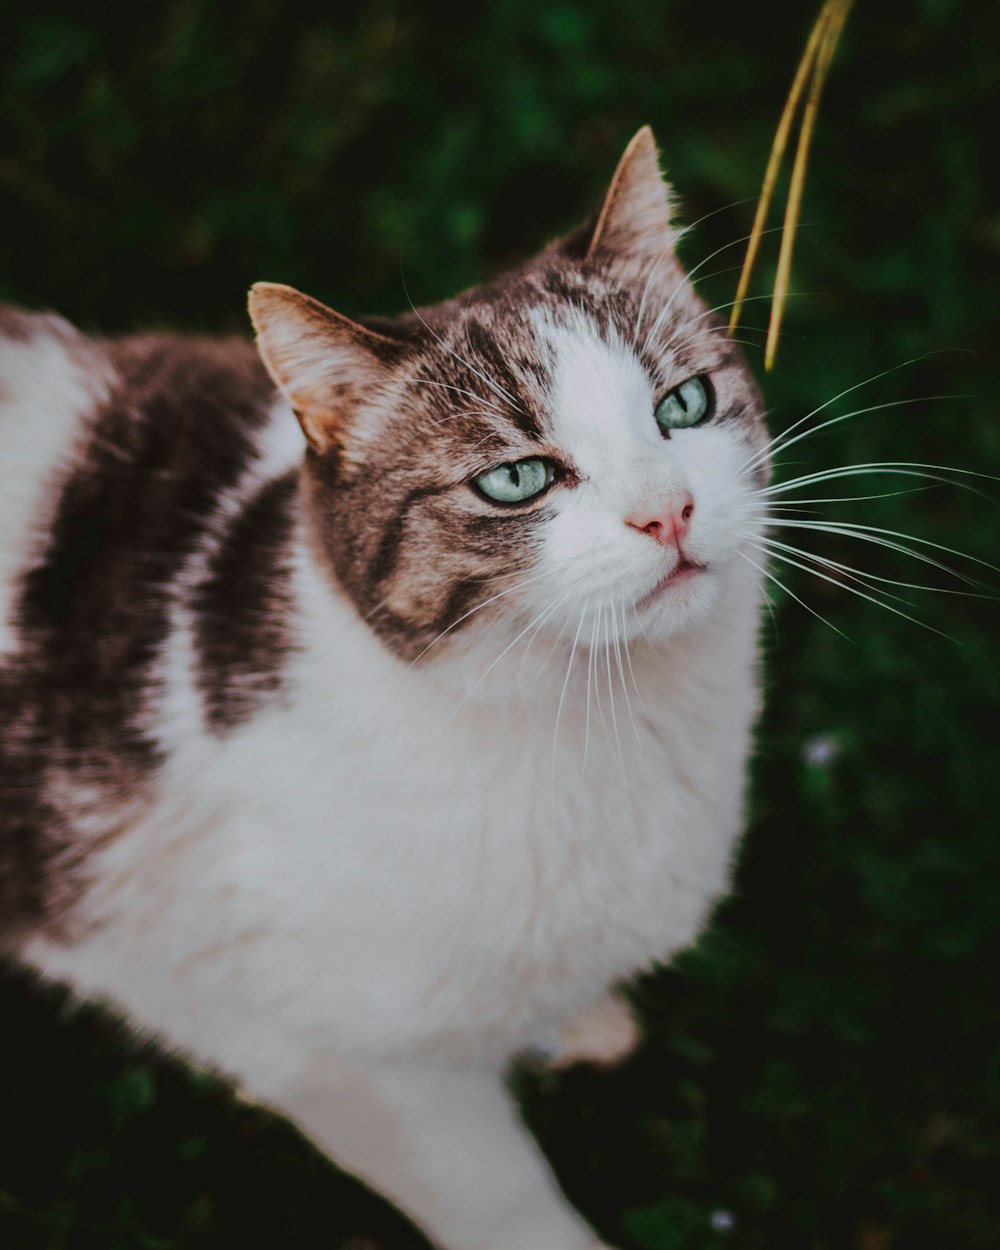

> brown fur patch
[0,332,280,940]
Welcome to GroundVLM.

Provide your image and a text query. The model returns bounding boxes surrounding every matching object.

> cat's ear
[248,282,407,455]
[585,126,678,270]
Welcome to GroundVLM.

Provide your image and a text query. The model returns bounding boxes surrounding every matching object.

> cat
[0,127,770,1250]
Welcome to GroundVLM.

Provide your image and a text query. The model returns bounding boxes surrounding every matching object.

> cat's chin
[633,562,725,640]
[633,558,708,613]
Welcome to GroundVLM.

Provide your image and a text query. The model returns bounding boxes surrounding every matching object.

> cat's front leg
[264,1054,610,1250]
[526,992,641,1071]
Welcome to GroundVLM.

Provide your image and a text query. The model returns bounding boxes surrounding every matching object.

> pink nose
[626,494,695,547]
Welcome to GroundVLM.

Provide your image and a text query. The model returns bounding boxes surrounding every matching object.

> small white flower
[803,733,840,768]
[710,1208,736,1234]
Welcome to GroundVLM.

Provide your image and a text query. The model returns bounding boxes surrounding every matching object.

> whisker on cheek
[757,535,990,601]
[408,569,553,666]
[766,517,999,585]
[736,546,850,640]
[737,355,941,476]
[611,597,645,760]
[745,537,957,641]
[551,608,588,817]
[758,461,997,503]
[742,394,958,481]
[444,589,575,723]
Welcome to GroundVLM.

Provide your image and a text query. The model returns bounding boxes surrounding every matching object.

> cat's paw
[527,993,641,1070]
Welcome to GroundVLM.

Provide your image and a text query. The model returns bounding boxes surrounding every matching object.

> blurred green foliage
[1,0,999,1247]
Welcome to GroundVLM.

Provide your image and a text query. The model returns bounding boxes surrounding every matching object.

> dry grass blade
[765,0,856,370]
[728,0,857,370]
[727,0,835,337]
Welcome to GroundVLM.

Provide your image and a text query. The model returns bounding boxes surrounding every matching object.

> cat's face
[250,128,769,663]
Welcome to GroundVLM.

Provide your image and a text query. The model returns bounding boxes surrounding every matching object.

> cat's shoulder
[0,301,273,418]
[0,305,287,552]
[0,303,81,347]
[99,326,273,425]
[0,303,302,687]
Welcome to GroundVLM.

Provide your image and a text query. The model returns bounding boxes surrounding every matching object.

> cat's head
[249,127,769,664]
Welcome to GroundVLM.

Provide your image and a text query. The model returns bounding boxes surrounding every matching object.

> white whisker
[737,547,851,640]
[603,605,629,787]
[753,485,938,506]
[409,378,509,419]
[611,598,645,758]
[746,538,957,640]
[761,586,781,639]
[765,517,1000,583]
[756,535,991,601]
[620,600,656,724]
[427,408,519,430]
[571,610,600,816]
[446,591,573,722]
[739,355,942,477]
[761,461,999,505]
[517,589,574,687]
[409,570,551,665]
[632,245,674,348]
[551,609,587,814]
[641,225,790,355]
[591,606,611,748]
[672,291,779,339]
[746,395,963,482]
[401,275,526,414]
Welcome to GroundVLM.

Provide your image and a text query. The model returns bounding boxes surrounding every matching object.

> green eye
[654,376,712,432]
[474,458,553,505]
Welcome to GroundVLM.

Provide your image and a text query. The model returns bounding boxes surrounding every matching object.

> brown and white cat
[0,128,769,1250]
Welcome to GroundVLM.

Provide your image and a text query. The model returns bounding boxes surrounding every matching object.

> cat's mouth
[635,557,707,610]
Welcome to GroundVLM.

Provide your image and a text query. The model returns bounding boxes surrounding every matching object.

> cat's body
[1,130,768,1249]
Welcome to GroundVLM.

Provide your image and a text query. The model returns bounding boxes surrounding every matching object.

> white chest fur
[25,541,762,1091]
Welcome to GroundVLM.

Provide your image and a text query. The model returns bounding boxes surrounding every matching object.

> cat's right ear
[248,282,407,455]
[577,126,680,273]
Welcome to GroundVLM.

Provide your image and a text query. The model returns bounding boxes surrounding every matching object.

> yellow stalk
[764,0,856,370]
[728,0,837,337]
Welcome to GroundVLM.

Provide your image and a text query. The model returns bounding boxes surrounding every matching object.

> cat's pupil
[508,465,520,487]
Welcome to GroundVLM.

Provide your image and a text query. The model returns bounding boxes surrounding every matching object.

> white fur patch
[524,312,762,641]
[0,319,112,653]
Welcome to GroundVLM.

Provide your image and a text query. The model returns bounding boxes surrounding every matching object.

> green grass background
[1,0,998,1247]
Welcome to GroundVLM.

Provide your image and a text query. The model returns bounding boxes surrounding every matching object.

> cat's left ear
[584,126,679,271]
[248,282,407,455]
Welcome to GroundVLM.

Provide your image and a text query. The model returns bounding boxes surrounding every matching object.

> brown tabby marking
[0,329,282,937]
